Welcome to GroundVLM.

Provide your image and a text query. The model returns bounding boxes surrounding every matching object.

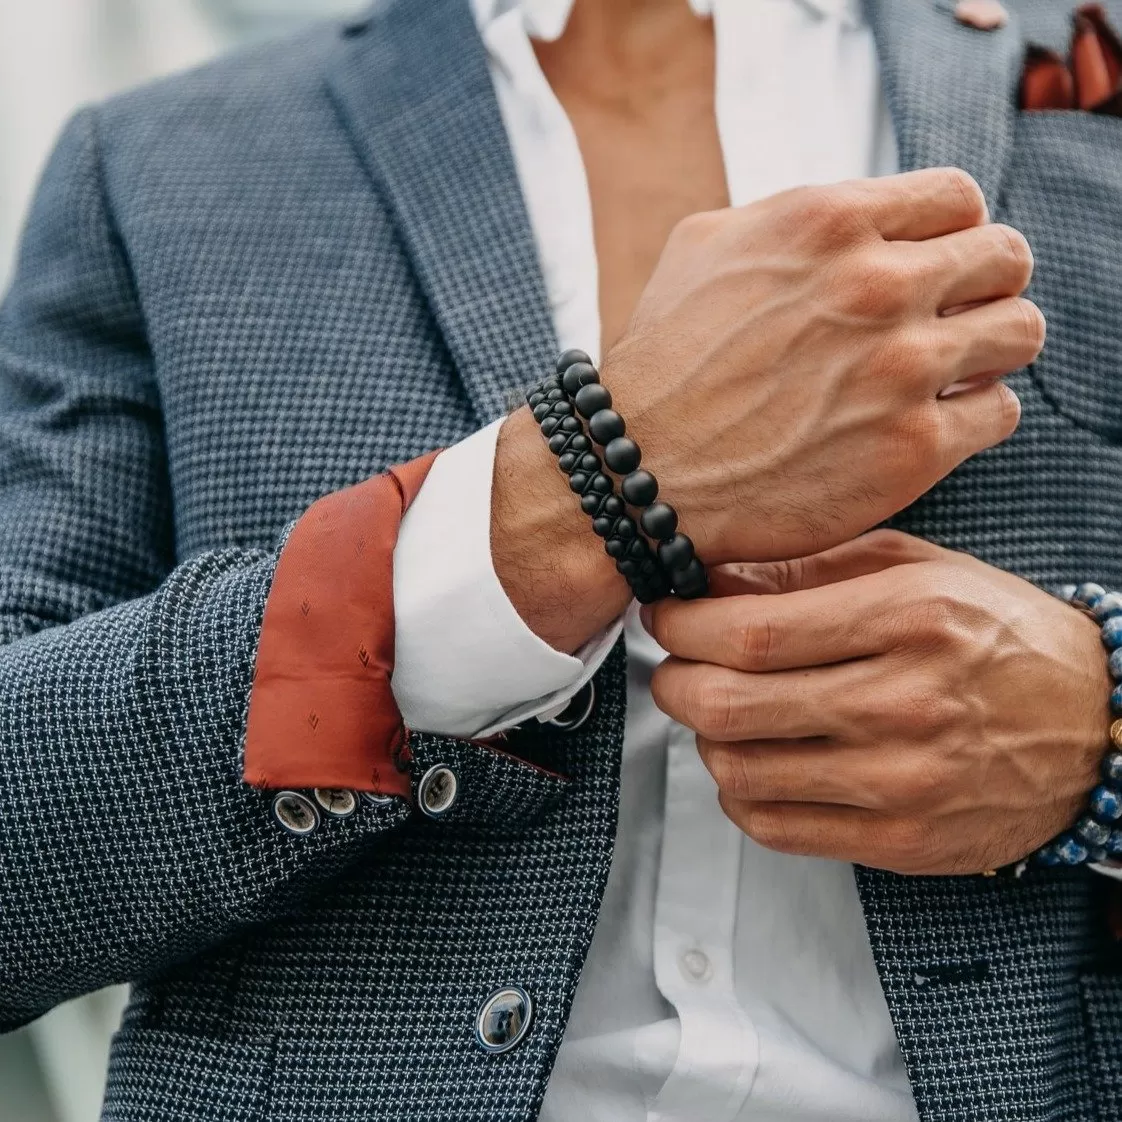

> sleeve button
[271,791,321,836]
[418,765,459,819]
[313,788,358,818]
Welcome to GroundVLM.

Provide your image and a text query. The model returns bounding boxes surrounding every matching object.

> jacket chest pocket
[1002,112,1122,442]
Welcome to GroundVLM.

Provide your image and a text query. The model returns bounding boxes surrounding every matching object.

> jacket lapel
[325,0,557,423]
[863,0,1024,212]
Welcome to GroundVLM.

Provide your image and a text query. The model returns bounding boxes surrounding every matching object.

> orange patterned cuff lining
[243,451,441,793]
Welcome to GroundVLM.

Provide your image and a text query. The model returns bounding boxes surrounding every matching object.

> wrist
[491,406,631,653]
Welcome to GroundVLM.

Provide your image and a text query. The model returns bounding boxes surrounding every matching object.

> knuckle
[893,402,946,468]
[897,676,958,735]
[993,223,1034,283]
[839,251,911,320]
[892,755,947,811]
[940,167,987,224]
[686,675,740,740]
[884,817,942,872]
[1013,297,1047,354]
[727,612,776,670]
[789,184,868,247]
[702,744,748,798]
[742,807,802,854]
[991,380,1022,437]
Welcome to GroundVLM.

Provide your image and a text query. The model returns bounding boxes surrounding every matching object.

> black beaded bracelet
[526,370,670,604]
[528,350,707,602]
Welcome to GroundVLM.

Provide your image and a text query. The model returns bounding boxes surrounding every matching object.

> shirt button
[475,986,534,1054]
[271,791,321,836]
[418,764,459,819]
[546,680,596,732]
[680,948,712,983]
[313,788,357,818]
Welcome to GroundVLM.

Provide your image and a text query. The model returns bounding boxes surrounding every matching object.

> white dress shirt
[393,0,919,1119]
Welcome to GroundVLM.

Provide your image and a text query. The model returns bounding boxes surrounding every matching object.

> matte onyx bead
[589,409,625,444]
[627,538,648,559]
[528,392,545,408]
[533,402,551,421]
[562,362,599,397]
[602,495,625,517]
[658,532,695,572]
[604,437,641,474]
[548,432,571,455]
[671,557,709,600]
[593,516,616,538]
[575,383,612,419]
[617,558,640,577]
[569,434,590,453]
[556,348,592,374]
[578,452,601,473]
[641,502,678,541]
[605,537,627,558]
[639,558,659,577]
[615,517,637,540]
[558,452,578,473]
[622,470,658,506]
[540,416,560,437]
[559,416,581,433]
[589,473,613,495]
[568,472,589,493]
[581,492,605,515]
[550,400,573,416]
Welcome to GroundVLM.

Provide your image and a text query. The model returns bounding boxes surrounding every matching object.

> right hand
[605,167,1040,563]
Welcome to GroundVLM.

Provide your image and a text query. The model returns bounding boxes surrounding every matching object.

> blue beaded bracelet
[1033,582,1122,868]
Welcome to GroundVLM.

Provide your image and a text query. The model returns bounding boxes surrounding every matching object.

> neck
[536,0,711,103]
[553,0,707,76]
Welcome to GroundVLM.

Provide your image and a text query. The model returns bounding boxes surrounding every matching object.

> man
[0,0,1118,1120]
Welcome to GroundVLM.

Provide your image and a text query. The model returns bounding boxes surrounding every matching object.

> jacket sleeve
[0,108,433,1031]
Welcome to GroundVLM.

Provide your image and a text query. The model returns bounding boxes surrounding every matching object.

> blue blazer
[0,1,1120,1118]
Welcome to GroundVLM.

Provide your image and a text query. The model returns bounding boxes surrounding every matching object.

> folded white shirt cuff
[392,418,622,739]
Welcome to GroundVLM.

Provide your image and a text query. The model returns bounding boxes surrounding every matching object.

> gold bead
[1111,718,1122,749]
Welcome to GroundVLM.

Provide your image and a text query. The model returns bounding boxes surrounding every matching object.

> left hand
[644,530,1113,874]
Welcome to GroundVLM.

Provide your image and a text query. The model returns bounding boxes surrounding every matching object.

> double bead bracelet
[1033,582,1122,867]
[526,350,708,603]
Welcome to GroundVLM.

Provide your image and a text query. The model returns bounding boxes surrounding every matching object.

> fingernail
[639,604,654,633]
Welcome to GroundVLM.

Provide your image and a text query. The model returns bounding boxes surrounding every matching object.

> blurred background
[0,6,365,1117]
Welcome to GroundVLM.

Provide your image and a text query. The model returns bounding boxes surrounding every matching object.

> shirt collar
[470,0,864,41]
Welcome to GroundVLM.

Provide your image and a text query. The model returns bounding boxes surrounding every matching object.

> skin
[488,0,1105,872]
[643,532,1113,875]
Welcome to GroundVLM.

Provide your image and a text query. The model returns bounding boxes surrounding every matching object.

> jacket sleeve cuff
[242,451,440,793]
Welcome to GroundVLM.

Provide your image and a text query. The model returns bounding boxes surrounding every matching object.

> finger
[707,529,947,598]
[647,567,915,672]
[904,222,1034,312]
[937,379,1022,462]
[650,657,875,740]
[718,796,944,874]
[851,168,988,241]
[698,735,941,811]
[936,296,1047,384]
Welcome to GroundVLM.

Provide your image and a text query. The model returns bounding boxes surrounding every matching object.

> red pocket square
[1021,3,1122,114]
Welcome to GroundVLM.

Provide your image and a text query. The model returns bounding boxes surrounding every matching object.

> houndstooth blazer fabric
[0,0,1121,1119]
